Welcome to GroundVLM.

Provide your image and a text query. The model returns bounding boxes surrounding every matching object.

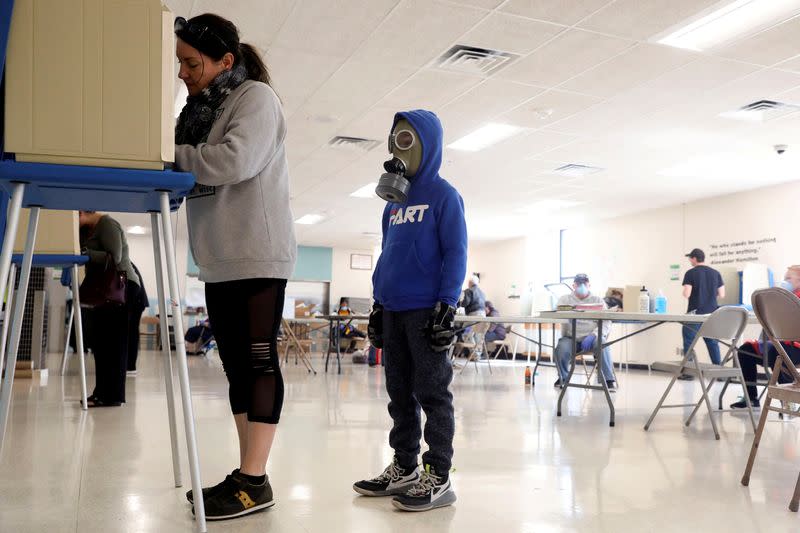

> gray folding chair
[644,306,754,440]
[456,321,492,375]
[741,288,800,512]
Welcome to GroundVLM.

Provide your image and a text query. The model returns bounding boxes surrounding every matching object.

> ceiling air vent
[328,136,380,151]
[550,164,604,178]
[720,99,800,122]
[436,45,519,76]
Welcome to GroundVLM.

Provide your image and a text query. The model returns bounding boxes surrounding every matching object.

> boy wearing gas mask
[353,110,467,512]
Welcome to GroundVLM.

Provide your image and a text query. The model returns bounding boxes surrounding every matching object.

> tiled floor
[1,350,799,533]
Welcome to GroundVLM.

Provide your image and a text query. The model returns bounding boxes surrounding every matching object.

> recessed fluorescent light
[295,214,325,225]
[550,164,604,178]
[350,183,378,198]
[126,225,147,235]
[654,0,800,51]
[447,123,525,152]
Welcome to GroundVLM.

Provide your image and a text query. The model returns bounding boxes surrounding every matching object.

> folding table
[0,159,207,531]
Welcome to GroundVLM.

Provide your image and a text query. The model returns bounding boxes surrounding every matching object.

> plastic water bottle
[638,286,650,313]
[655,290,667,314]
[524,366,532,387]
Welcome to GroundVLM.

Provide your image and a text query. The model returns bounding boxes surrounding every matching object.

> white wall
[125,208,190,314]
[556,180,799,364]
[330,247,376,309]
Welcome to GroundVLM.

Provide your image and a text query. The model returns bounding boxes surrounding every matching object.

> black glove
[427,302,456,352]
[368,303,384,349]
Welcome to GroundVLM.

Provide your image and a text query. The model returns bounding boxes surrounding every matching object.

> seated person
[553,273,617,390]
[337,297,366,352]
[732,265,800,409]
[484,301,507,344]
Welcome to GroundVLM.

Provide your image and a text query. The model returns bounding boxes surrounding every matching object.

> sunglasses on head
[174,17,231,56]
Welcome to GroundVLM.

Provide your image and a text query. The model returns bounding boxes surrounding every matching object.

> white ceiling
[161,0,800,248]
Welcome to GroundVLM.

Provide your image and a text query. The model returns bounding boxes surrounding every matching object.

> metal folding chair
[741,288,800,512]
[456,321,492,375]
[644,306,754,440]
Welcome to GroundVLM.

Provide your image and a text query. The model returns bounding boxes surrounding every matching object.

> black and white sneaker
[353,459,419,496]
[193,472,274,521]
[392,464,456,512]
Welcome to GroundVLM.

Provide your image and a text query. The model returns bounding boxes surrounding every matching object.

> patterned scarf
[175,63,248,146]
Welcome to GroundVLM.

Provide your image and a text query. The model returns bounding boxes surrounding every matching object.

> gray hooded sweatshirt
[175,80,296,283]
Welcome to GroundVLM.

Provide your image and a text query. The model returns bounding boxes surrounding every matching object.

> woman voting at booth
[173,14,297,520]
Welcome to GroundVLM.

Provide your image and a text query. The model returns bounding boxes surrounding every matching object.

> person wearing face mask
[354,110,467,512]
[337,297,366,352]
[173,13,296,521]
[553,274,617,390]
[680,248,725,379]
[731,266,800,409]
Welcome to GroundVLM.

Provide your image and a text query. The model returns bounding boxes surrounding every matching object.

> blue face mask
[780,280,794,292]
[575,284,589,297]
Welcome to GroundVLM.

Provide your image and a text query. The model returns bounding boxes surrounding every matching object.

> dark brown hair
[183,13,272,86]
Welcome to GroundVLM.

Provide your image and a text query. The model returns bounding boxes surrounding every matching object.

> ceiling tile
[354,0,487,69]
[191,0,296,49]
[499,89,602,128]
[341,106,398,141]
[636,56,758,96]
[775,54,800,74]
[459,12,566,56]
[714,15,800,67]
[448,0,504,8]
[560,43,697,98]
[163,0,193,16]
[438,80,545,140]
[273,0,397,58]
[297,59,417,135]
[268,47,346,118]
[578,0,720,41]
[500,0,613,26]
[496,29,633,87]
[380,69,484,112]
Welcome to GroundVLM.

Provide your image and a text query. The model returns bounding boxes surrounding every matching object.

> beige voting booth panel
[4,0,175,170]
[12,210,80,254]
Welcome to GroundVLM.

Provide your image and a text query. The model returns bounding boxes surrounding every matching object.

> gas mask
[375,119,423,204]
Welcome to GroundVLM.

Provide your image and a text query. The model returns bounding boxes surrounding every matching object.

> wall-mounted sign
[350,254,373,270]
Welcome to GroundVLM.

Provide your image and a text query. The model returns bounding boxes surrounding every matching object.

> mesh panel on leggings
[246,281,286,423]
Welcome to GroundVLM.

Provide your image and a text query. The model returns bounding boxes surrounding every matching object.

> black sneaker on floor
[392,464,456,512]
[554,378,563,388]
[186,468,240,504]
[605,380,618,391]
[730,398,759,409]
[193,472,274,521]
[676,373,694,381]
[353,459,419,496]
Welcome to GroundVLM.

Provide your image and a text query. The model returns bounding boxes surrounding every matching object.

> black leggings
[205,278,286,424]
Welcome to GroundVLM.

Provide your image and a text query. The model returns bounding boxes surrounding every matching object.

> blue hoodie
[372,110,468,312]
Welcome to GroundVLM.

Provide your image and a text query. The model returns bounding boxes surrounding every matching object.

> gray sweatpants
[384,308,455,473]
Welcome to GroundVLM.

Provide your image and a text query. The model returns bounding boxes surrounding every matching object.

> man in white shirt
[553,274,617,390]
